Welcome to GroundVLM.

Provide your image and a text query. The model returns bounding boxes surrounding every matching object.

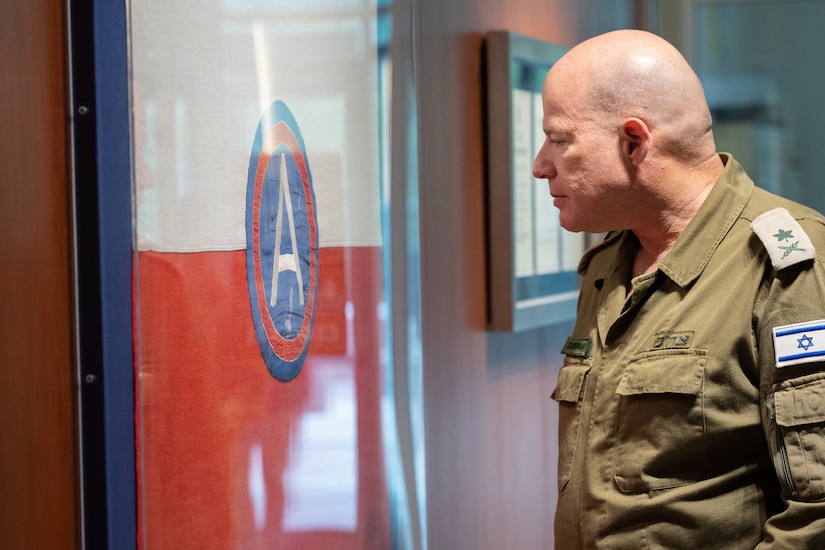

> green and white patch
[750,207,816,270]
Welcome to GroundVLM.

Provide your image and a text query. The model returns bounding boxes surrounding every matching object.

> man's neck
[630,172,717,278]
[631,244,669,278]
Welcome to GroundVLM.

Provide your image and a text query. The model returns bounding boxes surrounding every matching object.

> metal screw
[77,105,90,115]
[85,374,96,383]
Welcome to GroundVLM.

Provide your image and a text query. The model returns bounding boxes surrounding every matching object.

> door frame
[69,0,136,547]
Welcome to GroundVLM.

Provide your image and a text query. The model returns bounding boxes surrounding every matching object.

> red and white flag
[131,1,389,546]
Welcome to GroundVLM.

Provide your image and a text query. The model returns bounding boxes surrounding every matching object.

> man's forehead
[542,84,579,118]
[544,67,588,101]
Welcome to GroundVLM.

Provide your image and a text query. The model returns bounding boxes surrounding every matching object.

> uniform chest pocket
[551,358,591,492]
[614,349,708,493]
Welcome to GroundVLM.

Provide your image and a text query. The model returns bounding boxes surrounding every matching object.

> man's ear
[620,118,650,165]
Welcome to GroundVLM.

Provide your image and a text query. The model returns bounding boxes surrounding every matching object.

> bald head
[548,29,716,162]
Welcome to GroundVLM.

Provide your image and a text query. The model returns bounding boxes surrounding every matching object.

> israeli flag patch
[773,319,825,368]
[750,207,816,270]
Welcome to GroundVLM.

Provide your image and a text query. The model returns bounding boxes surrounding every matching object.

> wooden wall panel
[415,2,584,548]
[0,1,79,547]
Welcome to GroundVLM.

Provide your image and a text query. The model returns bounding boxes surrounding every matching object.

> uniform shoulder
[746,189,825,270]
[746,187,825,231]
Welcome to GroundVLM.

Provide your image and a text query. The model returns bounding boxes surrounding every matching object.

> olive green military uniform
[553,154,825,549]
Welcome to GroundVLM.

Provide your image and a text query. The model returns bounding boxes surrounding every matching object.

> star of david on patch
[798,334,815,351]
[773,228,794,242]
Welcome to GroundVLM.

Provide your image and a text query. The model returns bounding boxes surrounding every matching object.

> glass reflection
[282,360,358,532]
[690,1,825,213]
[248,443,267,530]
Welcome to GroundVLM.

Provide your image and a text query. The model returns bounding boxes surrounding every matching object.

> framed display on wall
[485,30,587,332]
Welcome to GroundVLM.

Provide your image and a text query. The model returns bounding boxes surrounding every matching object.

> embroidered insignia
[798,334,815,351]
[750,208,816,270]
[779,241,805,260]
[773,228,794,242]
[651,331,693,350]
[246,100,319,382]
[773,319,825,368]
[561,337,592,358]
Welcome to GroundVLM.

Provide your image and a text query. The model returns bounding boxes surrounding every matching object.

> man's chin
[558,216,583,234]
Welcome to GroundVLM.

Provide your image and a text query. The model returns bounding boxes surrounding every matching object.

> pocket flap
[551,364,590,403]
[616,350,706,396]
[774,376,825,427]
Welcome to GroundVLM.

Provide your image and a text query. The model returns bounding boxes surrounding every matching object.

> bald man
[534,29,825,548]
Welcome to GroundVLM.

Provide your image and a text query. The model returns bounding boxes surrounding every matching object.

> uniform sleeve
[755,250,825,549]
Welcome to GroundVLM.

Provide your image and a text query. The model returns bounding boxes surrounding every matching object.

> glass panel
[688,0,825,213]
[129,0,419,547]
[381,2,427,547]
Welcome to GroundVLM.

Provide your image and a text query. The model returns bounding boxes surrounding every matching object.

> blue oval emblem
[245,101,319,382]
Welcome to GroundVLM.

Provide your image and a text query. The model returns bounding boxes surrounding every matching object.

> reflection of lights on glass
[174,99,189,197]
[283,363,357,532]
[377,300,388,367]
[346,301,355,356]
[248,443,267,531]
[252,22,272,125]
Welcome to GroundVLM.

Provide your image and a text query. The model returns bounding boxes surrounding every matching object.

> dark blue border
[775,324,825,337]
[779,350,825,362]
[70,0,136,547]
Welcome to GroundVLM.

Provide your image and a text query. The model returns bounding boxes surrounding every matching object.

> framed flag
[129,1,396,547]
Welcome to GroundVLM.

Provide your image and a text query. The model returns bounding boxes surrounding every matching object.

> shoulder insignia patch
[750,207,816,270]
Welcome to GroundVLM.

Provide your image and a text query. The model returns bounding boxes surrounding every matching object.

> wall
[414,2,589,548]
[0,1,79,548]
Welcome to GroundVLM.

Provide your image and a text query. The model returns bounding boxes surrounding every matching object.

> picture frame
[485,30,587,332]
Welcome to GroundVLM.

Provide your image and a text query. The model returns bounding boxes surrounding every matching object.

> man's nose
[533,147,555,179]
